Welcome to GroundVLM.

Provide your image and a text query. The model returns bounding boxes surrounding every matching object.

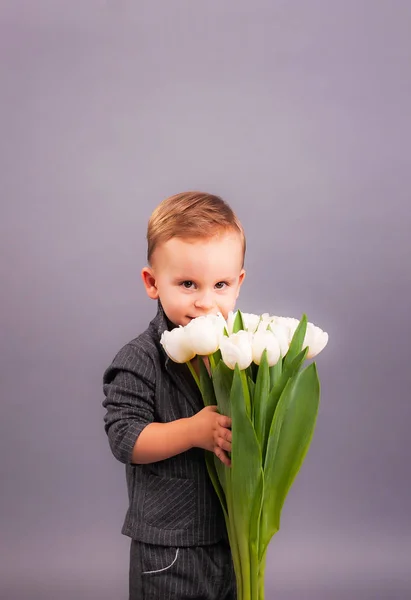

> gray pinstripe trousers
[129,539,237,599]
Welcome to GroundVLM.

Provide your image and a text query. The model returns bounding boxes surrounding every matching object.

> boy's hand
[189,405,232,467]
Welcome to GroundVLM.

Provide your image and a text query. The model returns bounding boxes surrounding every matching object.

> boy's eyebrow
[174,275,237,283]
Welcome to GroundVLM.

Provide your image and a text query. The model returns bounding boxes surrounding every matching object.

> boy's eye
[179,281,228,290]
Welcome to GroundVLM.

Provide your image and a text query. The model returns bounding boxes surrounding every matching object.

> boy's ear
[237,269,246,297]
[141,267,159,299]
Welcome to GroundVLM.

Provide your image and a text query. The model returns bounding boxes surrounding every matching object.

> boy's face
[142,231,245,327]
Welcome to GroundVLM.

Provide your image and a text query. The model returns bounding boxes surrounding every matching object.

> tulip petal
[160,328,196,363]
[220,331,253,371]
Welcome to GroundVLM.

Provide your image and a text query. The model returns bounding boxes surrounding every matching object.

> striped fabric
[102,301,227,547]
[129,539,236,599]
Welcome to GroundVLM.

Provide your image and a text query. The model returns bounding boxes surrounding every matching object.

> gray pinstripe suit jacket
[102,301,227,547]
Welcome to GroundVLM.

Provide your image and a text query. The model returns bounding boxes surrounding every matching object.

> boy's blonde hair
[147,191,246,266]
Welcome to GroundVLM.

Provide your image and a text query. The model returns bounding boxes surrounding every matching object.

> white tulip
[303,322,329,359]
[252,329,281,366]
[255,314,274,333]
[219,331,253,370]
[160,328,196,363]
[267,322,290,357]
[226,311,270,334]
[271,316,300,344]
[242,312,268,333]
[185,314,225,356]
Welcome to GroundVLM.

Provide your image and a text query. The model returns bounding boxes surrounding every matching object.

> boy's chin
[168,316,193,328]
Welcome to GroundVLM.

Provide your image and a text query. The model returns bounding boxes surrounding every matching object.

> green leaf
[232,310,245,333]
[283,314,307,370]
[229,365,264,598]
[247,376,255,406]
[211,348,222,366]
[260,362,320,560]
[198,357,217,407]
[259,347,308,463]
[212,360,234,417]
[245,362,256,385]
[269,357,282,388]
[197,359,228,524]
[205,451,227,516]
[204,456,234,586]
[278,347,308,392]
[241,369,252,420]
[249,468,264,598]
[253,350,270,447]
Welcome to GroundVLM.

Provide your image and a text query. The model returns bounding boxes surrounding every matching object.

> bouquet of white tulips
[161,310,328,600]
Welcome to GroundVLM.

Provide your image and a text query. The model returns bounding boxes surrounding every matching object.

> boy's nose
[194,292,215,311]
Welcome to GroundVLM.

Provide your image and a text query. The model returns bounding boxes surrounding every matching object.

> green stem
[258,548,267,600]
[209,353,216,371]
[250,541,260,599]
[186,360,200,389]
[238,537,251,599]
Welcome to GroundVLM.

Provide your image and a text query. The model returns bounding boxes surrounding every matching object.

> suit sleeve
[102,343,155,464]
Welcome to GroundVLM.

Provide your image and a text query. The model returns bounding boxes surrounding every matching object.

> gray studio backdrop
[1,2,410,599]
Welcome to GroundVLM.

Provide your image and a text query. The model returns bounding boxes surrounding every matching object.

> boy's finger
[218,438,232,453]
[218,428,232,443]
[215,447,231,467]
[217,415,232,428]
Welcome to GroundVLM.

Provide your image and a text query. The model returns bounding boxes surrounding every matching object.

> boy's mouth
[186,313,220,321]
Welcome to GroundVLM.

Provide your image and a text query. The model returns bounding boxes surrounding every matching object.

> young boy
[102,191,246,599]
